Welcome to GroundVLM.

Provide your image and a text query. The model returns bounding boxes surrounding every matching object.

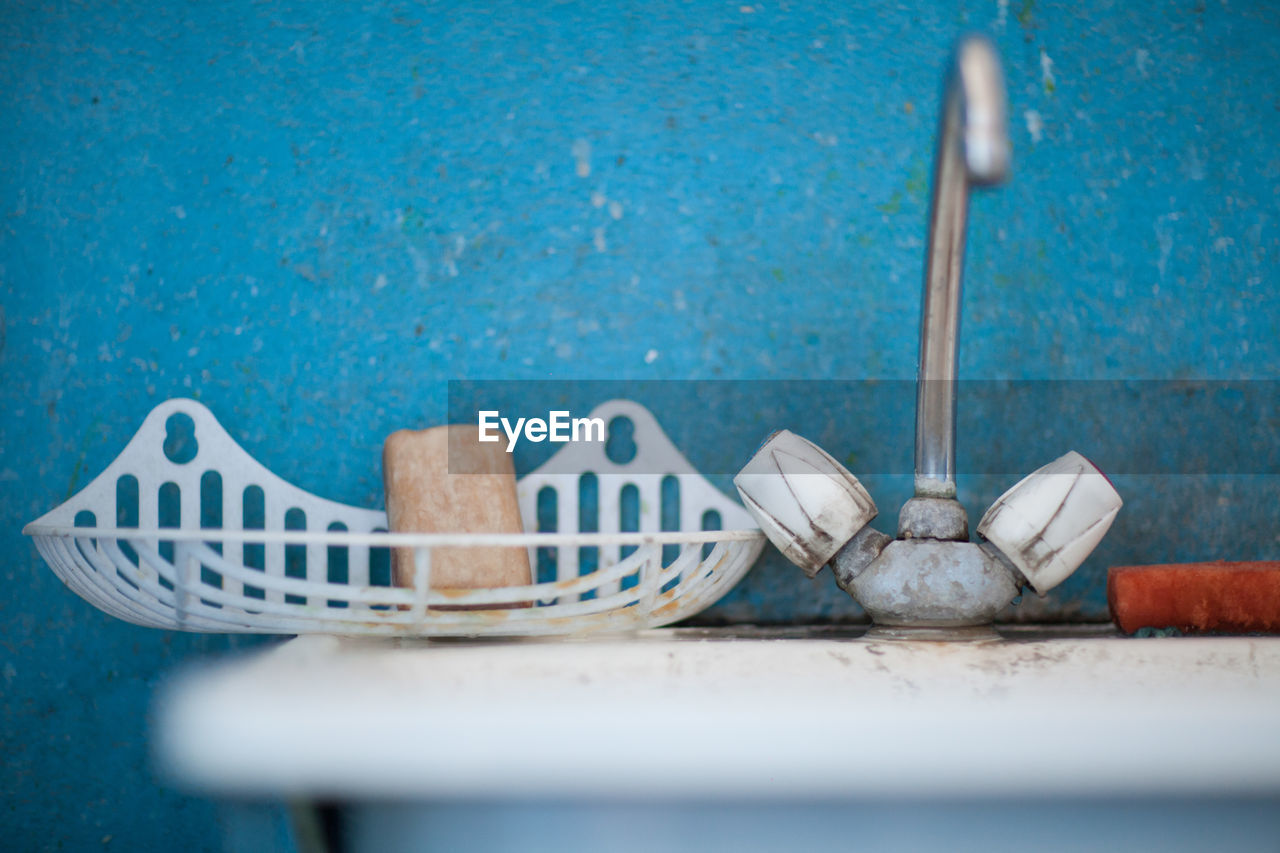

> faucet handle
[733,431,878,577]
[977,451,1123,595]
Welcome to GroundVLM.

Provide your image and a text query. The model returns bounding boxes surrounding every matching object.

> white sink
[157,626,1280,801]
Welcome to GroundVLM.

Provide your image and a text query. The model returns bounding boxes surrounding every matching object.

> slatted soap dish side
[23,398,765,637]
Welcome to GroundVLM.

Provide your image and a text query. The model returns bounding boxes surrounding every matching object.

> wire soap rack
[24,398,765,637]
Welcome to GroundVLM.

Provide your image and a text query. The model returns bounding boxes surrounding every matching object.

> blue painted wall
[2,0,1278,849]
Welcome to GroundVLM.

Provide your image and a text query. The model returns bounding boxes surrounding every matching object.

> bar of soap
[1108,562,1280,635]
[382,425,532,603]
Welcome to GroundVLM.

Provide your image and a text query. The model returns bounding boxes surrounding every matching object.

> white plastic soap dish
[24,398,765,637]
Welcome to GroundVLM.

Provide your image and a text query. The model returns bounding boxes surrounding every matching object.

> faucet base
[863,624,1002,643]
[841,539,1021,628]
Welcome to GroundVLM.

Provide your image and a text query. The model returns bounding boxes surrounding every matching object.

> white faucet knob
[733,430,878,576]
[977,451,1122,595]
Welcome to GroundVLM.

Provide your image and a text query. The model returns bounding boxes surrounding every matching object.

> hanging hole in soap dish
[605,416,636,465]
[163,412,198,465]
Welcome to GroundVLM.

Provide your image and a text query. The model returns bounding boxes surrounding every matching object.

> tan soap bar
[382,425,531,601]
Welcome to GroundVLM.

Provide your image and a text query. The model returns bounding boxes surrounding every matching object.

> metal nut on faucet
[977,451,1123,595]
[733,430,877,577]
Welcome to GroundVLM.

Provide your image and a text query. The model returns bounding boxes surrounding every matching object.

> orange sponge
[1108,562,1280,635]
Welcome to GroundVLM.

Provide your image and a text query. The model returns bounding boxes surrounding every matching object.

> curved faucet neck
[914,36,1010,499]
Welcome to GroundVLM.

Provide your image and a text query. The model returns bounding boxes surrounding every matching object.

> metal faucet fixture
[734,36,1122,636]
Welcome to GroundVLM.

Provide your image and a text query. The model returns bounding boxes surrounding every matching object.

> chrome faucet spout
[914,36,1010,498]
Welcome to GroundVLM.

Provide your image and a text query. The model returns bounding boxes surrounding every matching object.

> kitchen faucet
[734,36,1122,638]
